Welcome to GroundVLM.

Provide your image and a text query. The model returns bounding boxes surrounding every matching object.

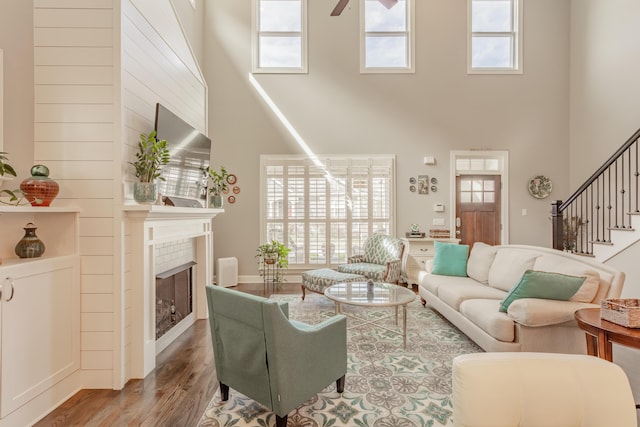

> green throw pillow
[499,270,587,313]
[431,241,469,277]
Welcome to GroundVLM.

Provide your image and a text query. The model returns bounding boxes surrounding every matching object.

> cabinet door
[1,258,80,417]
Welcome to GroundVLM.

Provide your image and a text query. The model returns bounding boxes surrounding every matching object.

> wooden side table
[574,307,640,362]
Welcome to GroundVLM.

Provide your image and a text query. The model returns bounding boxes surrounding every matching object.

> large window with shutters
[468,0,522,74]
[261,156,396,268]
[253,0,308,73]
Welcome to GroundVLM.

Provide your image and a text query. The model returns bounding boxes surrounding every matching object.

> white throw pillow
[466,242,499,284]
[487,249,540,292]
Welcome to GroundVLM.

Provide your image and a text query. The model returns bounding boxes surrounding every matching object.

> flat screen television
[154,103,212,206]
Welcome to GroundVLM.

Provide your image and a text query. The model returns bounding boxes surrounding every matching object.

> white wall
[571,2,640,413]
[204,0,572,276]
[570,0,640,189]
[33,0,118,389]
[0,0,34,180]
[121,0,206,383]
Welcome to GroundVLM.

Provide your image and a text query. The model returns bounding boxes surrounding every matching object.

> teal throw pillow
[431,241,469,277]
[499,270,586,313]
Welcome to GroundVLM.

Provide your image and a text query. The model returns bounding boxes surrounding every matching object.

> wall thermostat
[434,203,445,213]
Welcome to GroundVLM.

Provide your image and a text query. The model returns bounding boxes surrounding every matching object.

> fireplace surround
[125,205,221,379]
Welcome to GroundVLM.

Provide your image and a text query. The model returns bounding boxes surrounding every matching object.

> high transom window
[260,155,396,268]
[468,0,522,74]
[253,0,308,73]
[361,0,414,73]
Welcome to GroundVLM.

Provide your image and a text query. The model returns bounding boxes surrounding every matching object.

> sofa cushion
[488,249,540,292]
[499,270,588,312]
[466,242,499,284]
[507,298,597,327]
[533,255,605,303]
[438,282,507,311]
[460,299,515,343]
[432,241,469,277]
[419,272,480,296]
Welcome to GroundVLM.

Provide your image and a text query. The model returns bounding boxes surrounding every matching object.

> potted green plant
[206,165,229,208]
[0,152,24,205]
[129,130,170,204]
[256,240,291,287]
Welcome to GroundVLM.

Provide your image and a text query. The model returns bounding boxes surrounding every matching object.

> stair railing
[552,127,640,255]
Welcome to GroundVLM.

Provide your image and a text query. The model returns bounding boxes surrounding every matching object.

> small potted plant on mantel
[129,130,170,204]
[256,240,291,288]
[206,165,229,209]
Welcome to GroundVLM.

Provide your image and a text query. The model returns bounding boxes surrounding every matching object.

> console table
[400,237,459,289]
[574,308,640,361]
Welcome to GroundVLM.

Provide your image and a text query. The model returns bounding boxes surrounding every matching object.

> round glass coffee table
[324,281,416,349]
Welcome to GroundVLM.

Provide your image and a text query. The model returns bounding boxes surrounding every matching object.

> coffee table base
[333,302,409,349]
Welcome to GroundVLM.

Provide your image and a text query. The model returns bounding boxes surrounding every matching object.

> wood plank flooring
[35,283,302,427]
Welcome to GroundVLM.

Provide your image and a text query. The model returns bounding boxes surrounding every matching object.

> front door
[455,175,501,247]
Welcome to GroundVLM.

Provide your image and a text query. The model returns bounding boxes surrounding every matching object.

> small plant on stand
[256,240,291,289]
[206,165,229,208]
[129,130,170,204]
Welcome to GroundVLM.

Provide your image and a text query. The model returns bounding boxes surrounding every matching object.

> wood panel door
[455,175,501,247]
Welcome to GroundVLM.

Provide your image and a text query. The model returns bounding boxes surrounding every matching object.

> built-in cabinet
[401,237,460,288]
[0,207,80,426]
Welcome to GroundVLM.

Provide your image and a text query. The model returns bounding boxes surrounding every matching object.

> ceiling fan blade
[331,0,350,16]
[377,0,398,9]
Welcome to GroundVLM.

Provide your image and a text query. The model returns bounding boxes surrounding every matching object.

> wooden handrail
[559,127,640,213]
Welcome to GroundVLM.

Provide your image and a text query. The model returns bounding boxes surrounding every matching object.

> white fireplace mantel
[124,205,222,378]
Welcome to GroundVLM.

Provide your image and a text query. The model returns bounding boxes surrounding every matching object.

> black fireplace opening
[156,261,195,340]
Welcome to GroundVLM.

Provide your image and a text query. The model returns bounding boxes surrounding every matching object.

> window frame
[260,155,397,269]
[252,0,308,74]
[467,0,523,75]
[360,0,415,74]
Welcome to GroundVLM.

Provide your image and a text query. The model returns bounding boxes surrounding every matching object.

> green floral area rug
[198,293,482,427]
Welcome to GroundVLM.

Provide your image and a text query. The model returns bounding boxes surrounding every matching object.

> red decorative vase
[20,165,59,207]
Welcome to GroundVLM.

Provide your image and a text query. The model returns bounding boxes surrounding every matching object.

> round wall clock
[528,175,553,199]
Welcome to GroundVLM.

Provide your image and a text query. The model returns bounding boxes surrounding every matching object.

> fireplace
[156,261,195,340]
[124,205,220,380]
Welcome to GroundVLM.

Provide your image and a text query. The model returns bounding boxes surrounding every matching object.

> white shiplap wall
[122,0,207,383]
[34,0,117,389]
[34,0,207,389]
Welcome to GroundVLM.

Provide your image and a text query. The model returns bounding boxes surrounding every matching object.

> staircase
[552,128,640,262]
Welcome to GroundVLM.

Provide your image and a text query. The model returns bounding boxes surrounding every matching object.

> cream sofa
[418,244,625,353]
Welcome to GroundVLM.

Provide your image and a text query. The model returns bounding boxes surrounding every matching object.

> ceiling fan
[331,0,398,16]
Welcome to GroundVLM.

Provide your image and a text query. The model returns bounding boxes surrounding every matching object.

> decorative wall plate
[431,185,437,192]
[528,175,553,199]
[409,177,416,184]
[227,174,237,185]
[430,177,438,184]
[228,195,236,204]
[409,185,416,192]
[232,186,240,194]
[222,187,230,194]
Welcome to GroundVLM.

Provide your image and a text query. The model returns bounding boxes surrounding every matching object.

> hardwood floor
[35,283,302,427]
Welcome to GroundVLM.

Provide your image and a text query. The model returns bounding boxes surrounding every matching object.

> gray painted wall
[571,1,640,411]
[204,0,571,275]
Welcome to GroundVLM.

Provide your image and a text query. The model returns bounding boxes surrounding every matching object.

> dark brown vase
[15,222,45,258]
[20,164,59,207]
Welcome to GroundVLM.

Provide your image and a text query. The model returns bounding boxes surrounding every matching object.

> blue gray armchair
[205,285,347,427]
